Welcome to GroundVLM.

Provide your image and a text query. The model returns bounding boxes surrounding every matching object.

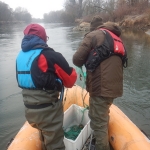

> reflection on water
[0,24,150,149]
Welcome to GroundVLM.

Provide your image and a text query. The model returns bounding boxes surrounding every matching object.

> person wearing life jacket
[73,16,127,150]
[16,23,77,150]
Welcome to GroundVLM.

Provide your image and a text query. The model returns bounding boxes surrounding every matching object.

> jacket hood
[24,24,47,42]
[21,35,48,52]
[90,15,103,32]
[98,22,121,37]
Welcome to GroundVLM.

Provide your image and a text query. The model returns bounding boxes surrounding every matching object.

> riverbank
[73,13,150,32]
[119,13,150,30]
[0,21,25,25]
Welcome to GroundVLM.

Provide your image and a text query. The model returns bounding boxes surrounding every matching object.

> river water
[0,23,150,149]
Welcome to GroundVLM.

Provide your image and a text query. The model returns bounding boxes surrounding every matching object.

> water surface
[0,23,150,149]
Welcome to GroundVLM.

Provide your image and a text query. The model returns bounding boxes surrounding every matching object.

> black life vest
[85,28,128,72]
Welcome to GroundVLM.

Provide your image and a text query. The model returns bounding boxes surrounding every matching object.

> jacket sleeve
[54,63,77,88]
[73,33,93,67]
[41,49,77,88]
[53,52,77,88]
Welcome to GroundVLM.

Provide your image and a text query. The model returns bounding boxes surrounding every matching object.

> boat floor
[81,136,114,150]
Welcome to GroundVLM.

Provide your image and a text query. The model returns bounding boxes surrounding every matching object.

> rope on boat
[76,66,89,109]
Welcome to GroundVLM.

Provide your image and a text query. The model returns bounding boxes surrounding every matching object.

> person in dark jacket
[16,23,77,150]
[73,16,127,150]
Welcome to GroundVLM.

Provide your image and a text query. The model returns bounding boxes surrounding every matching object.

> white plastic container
[63,104,91,150]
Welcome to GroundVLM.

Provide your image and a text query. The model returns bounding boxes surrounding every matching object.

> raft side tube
[7,85,150,150]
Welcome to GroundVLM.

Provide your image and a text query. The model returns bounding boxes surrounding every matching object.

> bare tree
[14,7,31,23]
[83,0,105,15]
[0,1,13,21]
[64,0,85,18]
[78,0,83,18]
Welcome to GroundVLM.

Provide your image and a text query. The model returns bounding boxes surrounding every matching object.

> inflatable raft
[7,85,150,150]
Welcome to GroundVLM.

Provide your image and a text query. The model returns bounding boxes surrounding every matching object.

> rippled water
[114,29,150,137]
[0,23,150,149]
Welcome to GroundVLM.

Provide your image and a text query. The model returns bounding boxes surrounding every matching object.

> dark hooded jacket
[16,24,77,91]
[73,22,125,97]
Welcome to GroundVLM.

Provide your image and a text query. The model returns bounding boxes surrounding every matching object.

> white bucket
[63,104,92,150]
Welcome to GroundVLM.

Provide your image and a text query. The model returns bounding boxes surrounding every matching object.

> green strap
[76,66,86,86]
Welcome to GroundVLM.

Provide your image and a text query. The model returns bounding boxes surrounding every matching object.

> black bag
[85,37,112,72]
[85,31,128,72]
